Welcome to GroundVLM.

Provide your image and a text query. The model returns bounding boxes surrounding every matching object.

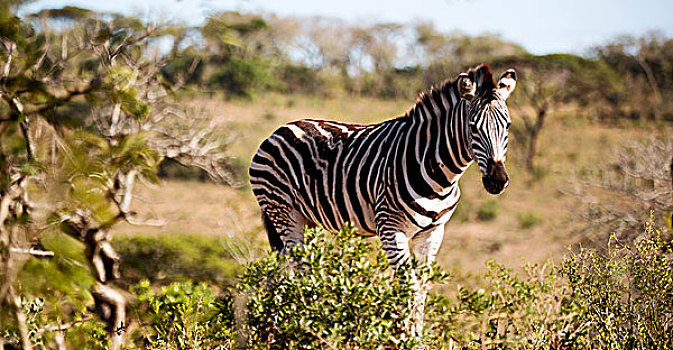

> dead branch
[37,315,94,335]
[9,248,54,257]
[569,136,672,244]
[9,286,33,350]
[91,283,126,350]
[149,116,236,185]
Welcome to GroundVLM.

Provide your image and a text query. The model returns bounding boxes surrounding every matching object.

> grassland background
[114,92,669,281]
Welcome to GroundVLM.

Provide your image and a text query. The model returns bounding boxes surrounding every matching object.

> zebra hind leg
[261,210,284,251]
[261,205,313,254]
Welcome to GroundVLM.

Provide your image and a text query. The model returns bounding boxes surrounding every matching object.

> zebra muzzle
[482,159,509,195]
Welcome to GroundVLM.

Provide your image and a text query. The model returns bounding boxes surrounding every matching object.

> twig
[37,316,94,335]
[124,216,166,227]
[10,248,54,257]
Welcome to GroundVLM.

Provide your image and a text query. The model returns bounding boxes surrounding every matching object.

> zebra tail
[262,211,284,251]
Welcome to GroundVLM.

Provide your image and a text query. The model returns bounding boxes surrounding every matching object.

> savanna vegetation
[1,0,672,349]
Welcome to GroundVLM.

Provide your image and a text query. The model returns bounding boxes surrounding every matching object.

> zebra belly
[296,181,378,236]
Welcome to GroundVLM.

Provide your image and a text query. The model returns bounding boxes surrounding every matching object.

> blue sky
[22,0,673,55]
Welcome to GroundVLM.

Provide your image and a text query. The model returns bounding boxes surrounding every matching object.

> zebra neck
[405,97,473,188]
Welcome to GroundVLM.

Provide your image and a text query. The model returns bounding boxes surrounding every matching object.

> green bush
[425,260,577,349]
[113,234,244,287]
[477,199,499,221]
[157,158,211,181]
[14,216,673,350]
[238,225,446,349]
[209,57,274,98]
[132,281,236,350]
[519,211,542,228]
[276,64,323,94]
[562,215,673,349]
[1,296,109,350]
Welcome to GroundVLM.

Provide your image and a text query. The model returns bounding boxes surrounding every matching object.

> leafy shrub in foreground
[238,225,446,349]
[563,215,673,349]
[132,281,236,350]
[123,215,673,350]
[1,296,108,350]
[425,260,578,349]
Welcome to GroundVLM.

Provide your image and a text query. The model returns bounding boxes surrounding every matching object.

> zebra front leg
[409,225,446,335]
[377,222,423,335]
[379,227,412,270]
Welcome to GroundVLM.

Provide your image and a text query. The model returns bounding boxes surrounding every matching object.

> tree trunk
[637,56,662,121]
[526,108,547,172]
[670,156,672,191]
[61,213,125,350]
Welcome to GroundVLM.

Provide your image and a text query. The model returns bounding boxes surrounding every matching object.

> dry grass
[113,93,671,274]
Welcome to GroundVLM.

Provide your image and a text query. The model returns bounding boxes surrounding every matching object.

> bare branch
[0,176,28,237]
[20,118,35,160]
[570,136,672,243]
[9,248,54,257]
[10,287,33,350]
[124,216,166,227]
[149,113,237,185]
[0,39,15,80]
[37,316,94,335]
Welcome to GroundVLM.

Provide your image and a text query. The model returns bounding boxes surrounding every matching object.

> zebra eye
[506,121,511,129]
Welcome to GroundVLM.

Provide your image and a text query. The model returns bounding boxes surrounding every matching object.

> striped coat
[249,64,516,269]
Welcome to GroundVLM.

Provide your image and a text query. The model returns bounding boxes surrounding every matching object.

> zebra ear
[457,73,476,100]
[496,69,517,100]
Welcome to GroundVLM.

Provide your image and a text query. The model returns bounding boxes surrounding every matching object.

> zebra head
[459,65,517,195]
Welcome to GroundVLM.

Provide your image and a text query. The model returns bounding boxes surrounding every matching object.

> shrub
[238,225,446,349]
[477,199,499,221]
[16,216,673,350]
[1,296,108,350]
[425,260,577,349]
[519,211,542,229]
[158,158,211,182]
[114,234,244,287]
[562,215,673,349]
[276,64,323,94]
[210,57,274,98]
[132,281,236,350]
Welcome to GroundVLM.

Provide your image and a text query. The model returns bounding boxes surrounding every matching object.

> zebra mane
[406,64,496,119]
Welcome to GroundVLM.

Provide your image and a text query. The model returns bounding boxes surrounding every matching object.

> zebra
[249,63,516,328]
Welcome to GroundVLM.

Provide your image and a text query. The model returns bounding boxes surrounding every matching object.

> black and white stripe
[249,64,516,269]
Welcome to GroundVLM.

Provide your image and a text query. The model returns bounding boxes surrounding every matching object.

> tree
[492,54,622,172]
[0,5,233,349]
[595,33,673,121]
[202,11,275,97]
[349,22,403,96]
[413,23,528,88]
